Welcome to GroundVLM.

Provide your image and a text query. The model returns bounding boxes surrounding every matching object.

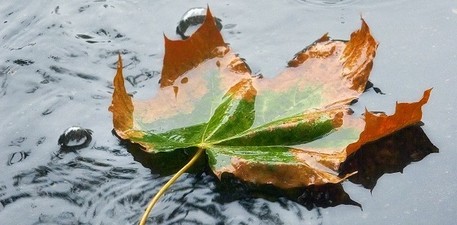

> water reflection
[126,123,437,217]
[125,140,326,224]
[0,0,449,224]
[340,124,438,190]
[215,174,359,210]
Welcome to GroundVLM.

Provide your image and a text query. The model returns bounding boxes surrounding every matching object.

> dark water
[1,1,456,224]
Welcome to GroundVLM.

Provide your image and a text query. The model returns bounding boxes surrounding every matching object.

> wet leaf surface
[110,8,432,189]
[125,123,436,210]
[1,1,453,224]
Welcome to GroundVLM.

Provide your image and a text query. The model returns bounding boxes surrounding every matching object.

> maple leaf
[109,9,431,189]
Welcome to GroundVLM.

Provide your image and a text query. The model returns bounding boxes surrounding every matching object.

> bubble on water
[58,126,93,150]
[176,7,223,40]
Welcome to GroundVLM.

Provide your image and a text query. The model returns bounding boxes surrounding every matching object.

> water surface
[1,1,456,224]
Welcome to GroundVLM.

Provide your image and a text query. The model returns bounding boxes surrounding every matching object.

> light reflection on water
[0,0,456,225]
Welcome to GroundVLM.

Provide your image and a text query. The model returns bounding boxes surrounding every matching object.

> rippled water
[1,1,456,224]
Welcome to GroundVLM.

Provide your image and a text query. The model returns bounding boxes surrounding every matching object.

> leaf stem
[139,147,205,225]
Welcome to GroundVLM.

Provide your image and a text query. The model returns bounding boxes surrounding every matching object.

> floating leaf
[110,9,431,189]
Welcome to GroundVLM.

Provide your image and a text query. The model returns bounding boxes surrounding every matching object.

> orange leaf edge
[216,158,358,189]
[109,54,134,138]
[346,88,432,156]
[161,7,226,87]
[342,18,379,92]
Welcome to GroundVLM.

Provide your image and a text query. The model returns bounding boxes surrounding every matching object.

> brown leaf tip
[110,54,134,135]
[342,18,378,92]
[161,7,226,88]
[117,53,123,69]
[346,89,432,156]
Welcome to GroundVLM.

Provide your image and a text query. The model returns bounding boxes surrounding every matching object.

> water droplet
[58,126,93,150]
[176,7,223,40]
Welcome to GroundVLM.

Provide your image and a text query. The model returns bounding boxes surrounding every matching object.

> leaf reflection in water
[127,123,437,214]
[340,124,438,190]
